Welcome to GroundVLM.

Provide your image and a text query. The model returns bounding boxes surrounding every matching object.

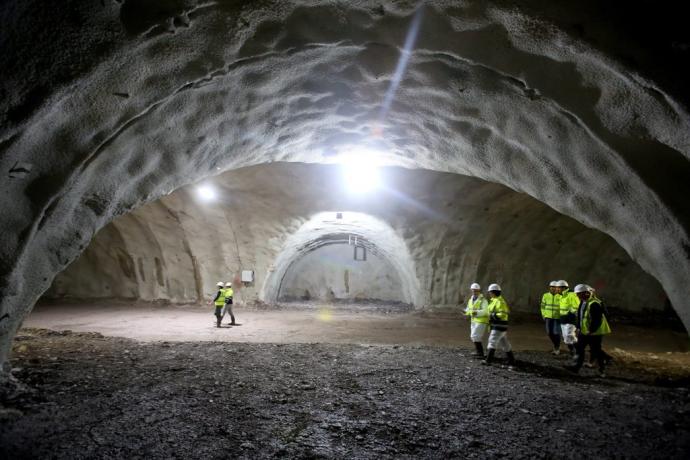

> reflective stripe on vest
[559,291,579,316]
[488,296,510,330]
[541,292,561,319]
[581,299,612,335]
[214,290,225,306]
[466,295,489,324]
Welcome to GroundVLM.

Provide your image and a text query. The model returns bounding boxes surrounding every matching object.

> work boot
[473,342,484,358]
[551,348,561,356]
[506,351,516,366]
[482,349,496,365]
[216,317,221,328]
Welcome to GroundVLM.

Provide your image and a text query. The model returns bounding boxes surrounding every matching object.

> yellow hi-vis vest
[465,295,489,324]
[540,292,561,319]
[214,289,225,306]
[559,290,579,316]
[223,287,234,301]
[488,295,510,330]
[580,298,612,335]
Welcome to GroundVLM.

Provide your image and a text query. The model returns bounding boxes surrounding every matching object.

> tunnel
[39,163,669,312]
[2,1,690,458]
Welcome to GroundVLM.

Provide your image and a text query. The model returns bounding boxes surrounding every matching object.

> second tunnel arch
[263,212,422,307]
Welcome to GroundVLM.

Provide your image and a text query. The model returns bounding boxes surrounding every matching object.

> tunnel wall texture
[1,1,690,377]
[45,164,666,315]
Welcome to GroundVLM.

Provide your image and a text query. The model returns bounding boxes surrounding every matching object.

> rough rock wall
[2,1,689,375]
[46,164,666,314]
[46,224,139,300]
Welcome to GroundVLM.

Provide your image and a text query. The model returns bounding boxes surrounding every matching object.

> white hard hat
[574,284,590,294]
[557,280,569,288]
[216,282,225,287]
[226,282,232,286]
[549,280,559,287]
[470,283,481,290]
[488,283,501,292]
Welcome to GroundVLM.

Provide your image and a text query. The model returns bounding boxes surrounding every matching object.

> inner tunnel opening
[276,234,408,307]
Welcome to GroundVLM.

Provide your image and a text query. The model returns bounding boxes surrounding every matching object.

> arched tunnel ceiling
[45,162,666,317]
[1,1,690,372]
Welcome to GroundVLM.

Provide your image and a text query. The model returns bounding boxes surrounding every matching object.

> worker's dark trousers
[222,302,235,324]
[548,334,560,348]
[574,334,604,372]
[214,306,223,325]
[544,318,561,349]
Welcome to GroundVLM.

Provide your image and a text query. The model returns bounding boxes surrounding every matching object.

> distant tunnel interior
[42,163,669,316]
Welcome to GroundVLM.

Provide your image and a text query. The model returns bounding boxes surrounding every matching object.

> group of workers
[212,281,236,328]
[210,277,611,374]
[464,280,612,376]
[464,283,515,367]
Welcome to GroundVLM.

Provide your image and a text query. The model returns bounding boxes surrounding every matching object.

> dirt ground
[21,302,690,352]
[2,304,690,459]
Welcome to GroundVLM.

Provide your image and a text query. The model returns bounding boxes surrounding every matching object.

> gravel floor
[1,329,689,459]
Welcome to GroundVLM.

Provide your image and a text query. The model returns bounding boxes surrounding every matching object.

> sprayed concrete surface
[3,1,690,377]
[24,303,689,354]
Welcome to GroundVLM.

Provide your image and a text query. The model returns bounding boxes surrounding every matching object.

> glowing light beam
[378,5,425,122]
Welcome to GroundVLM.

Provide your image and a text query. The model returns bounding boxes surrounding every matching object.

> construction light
[196,184,217,202]
[340,150,382,194]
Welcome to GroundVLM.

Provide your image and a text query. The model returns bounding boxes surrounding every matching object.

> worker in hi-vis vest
[221,282,236,326]
[464,282,489,358]
[556,280,579,356]
[540,280,562,355]
[212,282,225,328]
[567,284,612,378]
[481,283,516,367]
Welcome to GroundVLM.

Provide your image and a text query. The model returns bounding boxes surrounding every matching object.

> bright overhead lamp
[196,184,217,202]
[340,149,382,194]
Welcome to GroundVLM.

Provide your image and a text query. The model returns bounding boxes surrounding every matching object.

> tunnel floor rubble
[1,329,689,459]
